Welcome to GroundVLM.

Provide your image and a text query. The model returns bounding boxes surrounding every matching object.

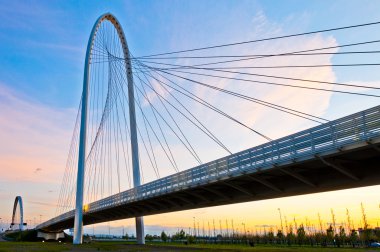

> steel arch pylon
[73,13,144,245]
[11,196,24,231]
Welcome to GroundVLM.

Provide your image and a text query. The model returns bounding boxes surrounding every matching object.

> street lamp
[193,217,196,237]
[278,208,284,234]
[242,223,247,238]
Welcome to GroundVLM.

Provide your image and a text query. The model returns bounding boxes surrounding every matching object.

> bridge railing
[38,105,380,230]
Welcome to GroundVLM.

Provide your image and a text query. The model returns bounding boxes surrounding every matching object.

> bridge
[35,13,380,244]
[9,196,25,231]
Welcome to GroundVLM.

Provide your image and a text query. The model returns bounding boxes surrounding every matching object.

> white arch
[73,13,144,244]
[11,196,24,231]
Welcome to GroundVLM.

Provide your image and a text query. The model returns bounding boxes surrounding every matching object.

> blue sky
[1,0,379,108]
[1,0,380,235]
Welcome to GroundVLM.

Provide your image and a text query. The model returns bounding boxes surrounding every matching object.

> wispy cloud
[0,1,63,31]
[134,10,339,182]
[0,83,75,183]
[27,41,83,53]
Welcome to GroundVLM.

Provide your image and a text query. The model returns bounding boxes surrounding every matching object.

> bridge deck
[38,105,380,232]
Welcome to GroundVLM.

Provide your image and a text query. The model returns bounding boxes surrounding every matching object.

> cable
[134,71,203,165]
[111,58,161,179]
[133,61,203,163]
[141,62,380,91]
[133,62,274,140]
[137,60,380,69]
[135,39,380,68]
[134,50,380,60]
[138,21,380,57]
[153,69,331,123]
[192,68,380,91]
[138,64,328,125]
[113,60,181,173]
[158,67,380,98]
[129,64,233,153]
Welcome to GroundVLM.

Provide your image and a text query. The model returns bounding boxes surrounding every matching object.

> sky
[0,0,380,235]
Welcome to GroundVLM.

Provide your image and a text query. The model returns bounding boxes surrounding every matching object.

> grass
[0,241,379,252]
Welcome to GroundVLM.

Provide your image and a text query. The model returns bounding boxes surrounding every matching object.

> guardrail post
[310,129,315,153]
[329,122,337,148]
[291,136,296,159]
[361,111,367,140]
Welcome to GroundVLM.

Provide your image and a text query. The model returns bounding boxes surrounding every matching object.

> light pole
[202,221,205,238]
[225,219,229,239]
[197,222,200,237]
[231,219,234,239]
[242,223,247,237]
[241,222,247,243]
[208,221,211,238]
[219,220,222,237]
[213,219,216,238]
[193,217,196,237]
[278,208,284,235]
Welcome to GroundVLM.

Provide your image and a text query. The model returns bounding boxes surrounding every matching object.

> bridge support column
[73,15,93,245]
[126,38,145,245]
[135,216,144,244]
[37,231,65,241]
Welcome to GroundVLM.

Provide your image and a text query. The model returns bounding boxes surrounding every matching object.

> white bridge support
[11,196,24,231]
[73,13,144,245]
[37,231,65,241]
[125,25,145,245]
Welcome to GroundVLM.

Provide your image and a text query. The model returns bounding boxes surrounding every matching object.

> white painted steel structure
[73,13,144,244]
[38,105,380,232]
[11,196,24,231]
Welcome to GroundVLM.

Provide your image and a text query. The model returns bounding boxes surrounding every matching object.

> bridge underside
[41,138,380,232]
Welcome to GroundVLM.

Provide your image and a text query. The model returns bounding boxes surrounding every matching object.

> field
[0,241,380,252]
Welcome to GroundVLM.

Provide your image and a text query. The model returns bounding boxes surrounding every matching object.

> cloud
[27,41,82,53]
[0,1,63,32]
[0,83,75,184]
[187,25,338,143]
[131,10,339,184]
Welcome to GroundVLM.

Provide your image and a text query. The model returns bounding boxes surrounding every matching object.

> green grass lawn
[0,241,379,252]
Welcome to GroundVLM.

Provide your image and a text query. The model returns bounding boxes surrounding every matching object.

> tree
[326,224,334,243]
[267,228,275,243]
[172,229,186,240]
[286,231,296,246]
[145,234,154,242]
[187,234,195,244]
[276,230,284,243]
[123,232,129,240]
[349,229,358,247]
[338,226,346,247]
[161,231,168,242]
[297,225,306,245]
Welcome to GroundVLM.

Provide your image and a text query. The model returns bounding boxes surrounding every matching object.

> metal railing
[38,105,380,229]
